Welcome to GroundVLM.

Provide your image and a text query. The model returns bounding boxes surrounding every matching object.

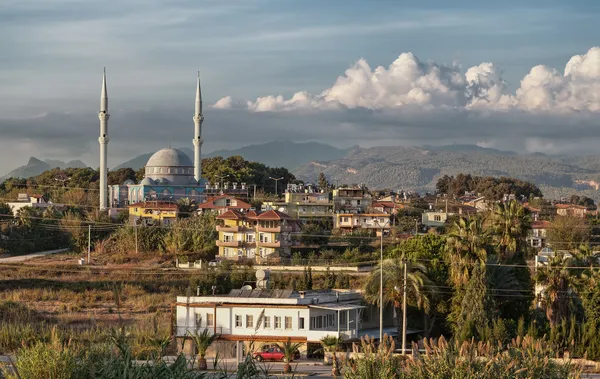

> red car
[253,346,300,362]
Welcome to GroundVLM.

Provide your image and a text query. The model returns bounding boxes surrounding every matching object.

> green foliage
[201,156,295,194]
[547,216,590,251]
[107,168,137,186]
[436,173,543,200]
[164,214,217,258]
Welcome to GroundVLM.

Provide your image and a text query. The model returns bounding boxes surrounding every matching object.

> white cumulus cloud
[212,96,233,109]
[239,47,600,113]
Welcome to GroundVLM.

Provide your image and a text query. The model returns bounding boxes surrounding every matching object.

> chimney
[299,291,306,299]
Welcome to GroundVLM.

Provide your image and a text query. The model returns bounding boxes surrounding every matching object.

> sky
[1,0,600,174]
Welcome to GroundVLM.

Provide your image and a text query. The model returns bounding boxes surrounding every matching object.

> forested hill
[293,145,600,199]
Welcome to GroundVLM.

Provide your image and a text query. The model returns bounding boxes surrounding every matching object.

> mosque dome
[142,147,196,186]
[146,147,193,168]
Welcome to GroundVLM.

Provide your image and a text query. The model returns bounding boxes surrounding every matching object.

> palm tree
[188,329,219,370]
[177,197,197,218]
[363,257,433,339]
[320,335,343,376]
[491,200,531,261]
[445,216,489,287]
[535,254,579,326]
[275,339,302,374]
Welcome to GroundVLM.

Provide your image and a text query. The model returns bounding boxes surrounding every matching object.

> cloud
[242,47,600,113]
[213,96,233,109]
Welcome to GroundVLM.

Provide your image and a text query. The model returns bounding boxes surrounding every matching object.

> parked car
[253,346,300,362]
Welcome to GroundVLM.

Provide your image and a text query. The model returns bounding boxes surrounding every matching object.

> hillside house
[527,220,551,248]
[6,194,61,216]
[333,187,372,213]
[555,203,590,218]
[334,213,391,236]
[197,195,252,215]
[262,190,333,221]
[216,210,299,262]
[128,201,178,225]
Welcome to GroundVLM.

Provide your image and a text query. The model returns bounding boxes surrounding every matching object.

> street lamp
[269,176,284,197]
[374,219,390,342]
[217,174,230,192]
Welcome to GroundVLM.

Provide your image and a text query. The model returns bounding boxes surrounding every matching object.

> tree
[0,202,12,218]
[318,172,329,190]
[363,257,433,338]
[320,335,342,375]
[547,216,589,251]
[534,254,580,327]
[300,223,328,246]
[176,197,197,218]
[445,217,489,287]
[491,200,531,261]
[188,329,219,370]
[275,339,302,374]
[107,167,137,185]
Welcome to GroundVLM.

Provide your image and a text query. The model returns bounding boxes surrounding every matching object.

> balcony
[216,240,242,247]
[305,328,359,342]
[257,225,293,233]
[175,326,230,337]
[216,225,248,232]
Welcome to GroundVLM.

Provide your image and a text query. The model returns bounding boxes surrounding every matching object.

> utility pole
[379,224,383,342]
[402,259,407,355]
[87,224,91,264]
[134,221,139,254]
[414,219,418,235]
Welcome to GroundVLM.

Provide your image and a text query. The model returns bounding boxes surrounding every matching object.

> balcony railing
[257,225,293,233]
[175,326,230,337]
[216,225,249,232]
[216,240,242,247]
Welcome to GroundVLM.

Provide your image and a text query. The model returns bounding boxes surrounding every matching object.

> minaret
[98,68,110,210]
[192,72,203,183]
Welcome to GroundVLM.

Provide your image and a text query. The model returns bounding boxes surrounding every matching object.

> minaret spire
[193,72,204,183]
[98,68,110,211]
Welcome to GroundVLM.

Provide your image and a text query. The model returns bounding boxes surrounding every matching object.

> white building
[175,286,393,356]
[6,194,62,216]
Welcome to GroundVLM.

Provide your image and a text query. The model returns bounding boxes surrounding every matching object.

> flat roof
[310,303,365,311]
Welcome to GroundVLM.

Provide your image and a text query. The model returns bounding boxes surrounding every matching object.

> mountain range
[294,145,600,199]
[113,141,351,171]
[0,157,87,182]
[4,142,600,200]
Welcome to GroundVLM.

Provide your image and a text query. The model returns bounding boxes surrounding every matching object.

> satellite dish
[241,285,253,290]
[256,269,266,281]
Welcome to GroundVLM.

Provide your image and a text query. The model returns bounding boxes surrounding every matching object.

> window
[434,215,441,221]
[246,315,254,328]
[274,316,281,329]
[342,217,349,223]
[285,316,292,330]
[223,247,229,256]
[299,317,305,329]
[206,313,214,327]
[195,313,202,327]
[264,316,271,328]
[235,315,242,327]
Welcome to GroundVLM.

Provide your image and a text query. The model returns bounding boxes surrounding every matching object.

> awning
[309,303,366,311]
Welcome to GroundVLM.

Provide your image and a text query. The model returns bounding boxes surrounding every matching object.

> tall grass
[344,335,582,379]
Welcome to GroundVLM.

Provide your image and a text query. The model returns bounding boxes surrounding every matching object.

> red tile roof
[197,195,251,210]
[216,209,245,220]
[532,220,551,229]
[255,210,292,220]
[555,203,587,209]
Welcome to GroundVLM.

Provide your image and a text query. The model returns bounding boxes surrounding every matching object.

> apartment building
[262,190,333,221]
[333,187,372,213]
[216,209,298,262]
[334,213,391,236]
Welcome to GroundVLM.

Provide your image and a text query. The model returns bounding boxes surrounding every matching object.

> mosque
[98,70,207,210]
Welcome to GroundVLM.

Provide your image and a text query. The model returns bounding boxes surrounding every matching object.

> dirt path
[0,248,69,263]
